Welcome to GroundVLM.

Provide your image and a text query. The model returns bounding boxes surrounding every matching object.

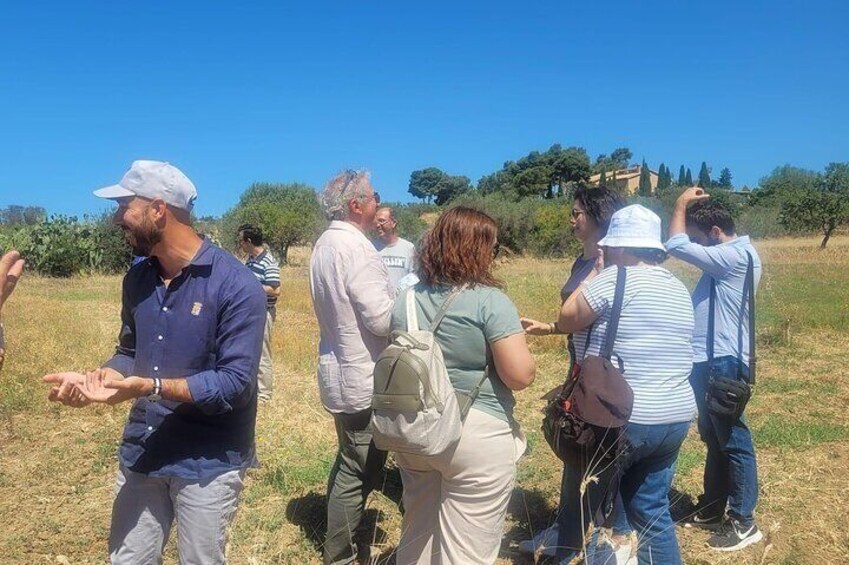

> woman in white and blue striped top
[558,204,695,565]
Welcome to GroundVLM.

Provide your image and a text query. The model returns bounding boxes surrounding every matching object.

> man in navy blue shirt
[44,160,266,564]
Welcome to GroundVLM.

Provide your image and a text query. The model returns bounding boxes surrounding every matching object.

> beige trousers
[257,307,275,400]
[395,408,526,565]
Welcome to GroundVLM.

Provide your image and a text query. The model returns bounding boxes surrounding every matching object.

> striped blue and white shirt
[580,265,696,425]
[246,249,280,308]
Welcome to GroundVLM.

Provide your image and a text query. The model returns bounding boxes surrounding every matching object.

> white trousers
[395,408,526,565]
[257,307,275,400]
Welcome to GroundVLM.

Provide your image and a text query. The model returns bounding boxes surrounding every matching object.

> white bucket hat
[597,204,665,251]
[94,160,197,212]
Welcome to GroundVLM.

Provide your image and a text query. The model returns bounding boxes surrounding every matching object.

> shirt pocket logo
[191,302,203,316]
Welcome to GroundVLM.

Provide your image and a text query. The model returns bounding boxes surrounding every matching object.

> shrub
[220,183,325,264]
[737,206,791,239]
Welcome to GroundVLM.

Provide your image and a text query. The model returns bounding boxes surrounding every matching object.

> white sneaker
[518,523,559,557]
[601,535,637,565]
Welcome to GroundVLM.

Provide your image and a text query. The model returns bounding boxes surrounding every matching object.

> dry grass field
[1,235,848,564]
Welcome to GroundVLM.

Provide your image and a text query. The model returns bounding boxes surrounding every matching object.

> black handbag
[542,267,633,467]
[705,251,756,419]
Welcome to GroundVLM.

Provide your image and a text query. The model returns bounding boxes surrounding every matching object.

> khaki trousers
[257,307,275,400]
[395,409,526,565]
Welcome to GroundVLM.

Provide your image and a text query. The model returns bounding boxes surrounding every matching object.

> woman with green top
[392,206,535,565]
[518,186,629,562]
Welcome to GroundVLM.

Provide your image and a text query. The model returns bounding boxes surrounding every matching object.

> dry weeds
[0,236,847,564]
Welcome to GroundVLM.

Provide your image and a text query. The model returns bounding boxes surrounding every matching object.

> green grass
[2,237,849,564]
[754,416,849,449]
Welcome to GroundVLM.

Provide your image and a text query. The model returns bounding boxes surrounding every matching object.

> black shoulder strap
[743,252,756,385]
[707,251,756,385]
[601,267,627,360]
[707,277,716,363]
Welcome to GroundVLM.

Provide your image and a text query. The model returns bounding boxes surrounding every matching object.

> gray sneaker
[707,518,763,551]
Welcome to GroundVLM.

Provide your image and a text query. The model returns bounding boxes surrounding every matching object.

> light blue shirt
[665,234,762,365]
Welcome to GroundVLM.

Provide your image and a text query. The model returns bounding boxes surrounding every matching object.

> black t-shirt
[560,254,596,368]
[560,255,596,302]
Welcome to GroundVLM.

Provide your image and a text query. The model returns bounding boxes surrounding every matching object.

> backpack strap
[428,285,467,333]
[457,365,491,422]
[405,287,420,332]
[600,267,627,361]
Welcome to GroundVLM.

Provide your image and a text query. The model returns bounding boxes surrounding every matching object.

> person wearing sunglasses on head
[310,169,394,565]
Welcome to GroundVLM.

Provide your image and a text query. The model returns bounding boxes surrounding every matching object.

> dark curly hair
[573,186,625,236]
[686,200,735,235]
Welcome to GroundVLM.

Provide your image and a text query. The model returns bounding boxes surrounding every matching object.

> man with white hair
[309,169,394,565]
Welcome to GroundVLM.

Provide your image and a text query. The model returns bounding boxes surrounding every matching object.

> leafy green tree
[779,162,849,248]
[685,168,693,186]
[550,145,591,196]
[678,165,687,186]
[514,166,552,199]
[754,165,820,206]
[409,167,445,203]
[221,182,323,264]
[434,174,471,205]
[698,161,712,188]
[593,147,632,174]
[718,167,733,189]
[410,167,471,205]
[638,160,652,196]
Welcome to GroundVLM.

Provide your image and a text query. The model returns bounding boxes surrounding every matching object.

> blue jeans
[591,421,690,565]
[555,449,631,562]
[690,356,759,525]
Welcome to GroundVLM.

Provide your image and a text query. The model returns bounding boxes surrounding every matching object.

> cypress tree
[638,160,652,196]
[685,168,693,186]
[657,163,669,191]
[698,161,712,188]
[678,165,686,186]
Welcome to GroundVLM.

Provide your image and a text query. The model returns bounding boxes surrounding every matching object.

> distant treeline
[2,146,847,276]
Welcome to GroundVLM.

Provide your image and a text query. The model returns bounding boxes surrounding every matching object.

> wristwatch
[148,377,162,402]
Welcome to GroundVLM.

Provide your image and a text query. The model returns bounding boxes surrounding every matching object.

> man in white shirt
[373,207,417,292]
[310,170,394,565]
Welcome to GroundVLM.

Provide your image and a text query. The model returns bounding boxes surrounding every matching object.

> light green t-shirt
[390,283,524,423]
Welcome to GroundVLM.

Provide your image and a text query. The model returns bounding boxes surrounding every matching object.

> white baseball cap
[597,204,665,251]
[94,160,197,212]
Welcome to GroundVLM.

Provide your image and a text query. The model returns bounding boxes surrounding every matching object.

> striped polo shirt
[581,265,696,425]
[246,249,280,308]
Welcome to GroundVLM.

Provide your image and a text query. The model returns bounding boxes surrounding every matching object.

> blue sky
[1,1,847,218]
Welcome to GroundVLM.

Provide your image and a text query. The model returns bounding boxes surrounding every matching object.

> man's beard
[125,219,162,256]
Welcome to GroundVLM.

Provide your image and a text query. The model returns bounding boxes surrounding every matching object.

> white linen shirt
[310,221,394,413]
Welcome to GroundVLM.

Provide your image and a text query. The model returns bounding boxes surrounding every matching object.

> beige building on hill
[588,165,658,195]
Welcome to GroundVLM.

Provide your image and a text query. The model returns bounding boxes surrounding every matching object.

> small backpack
[371,285,485,456]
